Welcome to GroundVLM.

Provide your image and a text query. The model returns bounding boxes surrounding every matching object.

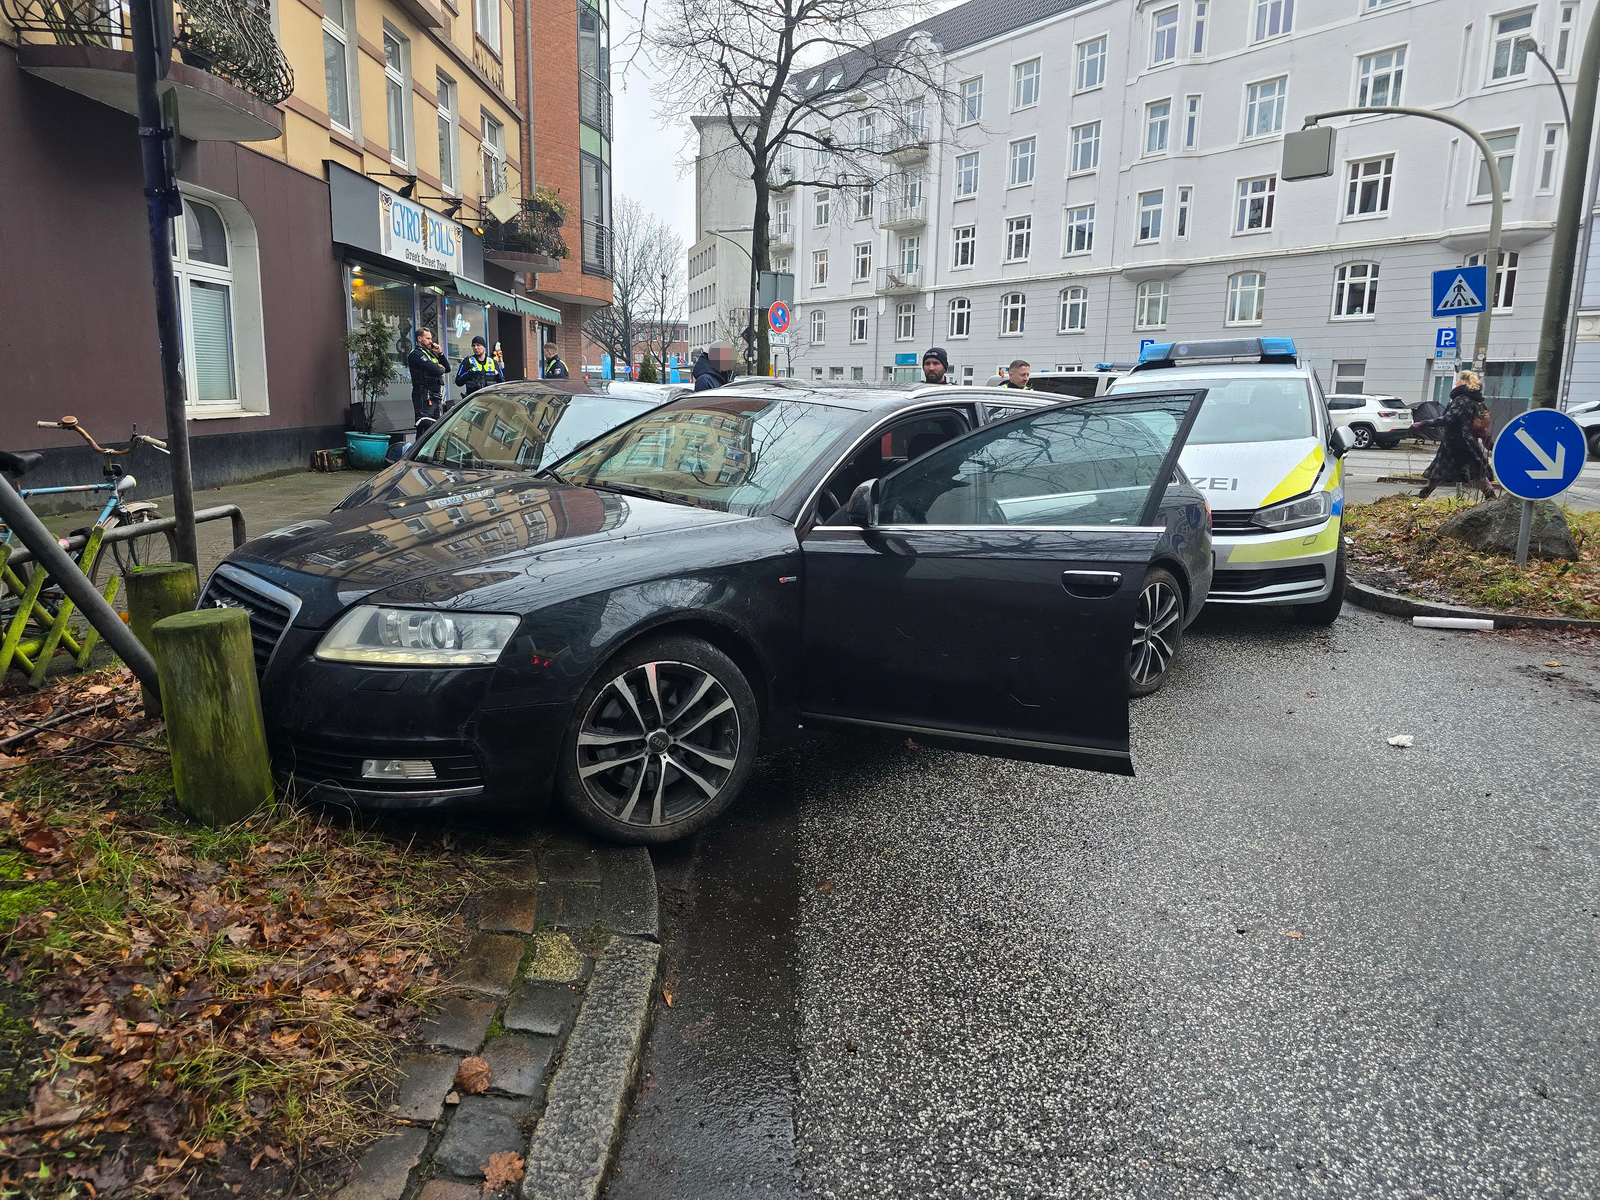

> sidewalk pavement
[1344,445,1600,510]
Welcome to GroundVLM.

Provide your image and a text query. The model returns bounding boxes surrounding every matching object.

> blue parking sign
[1435,327,1457,350]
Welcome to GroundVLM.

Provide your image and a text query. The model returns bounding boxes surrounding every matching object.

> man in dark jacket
[921,346,950,385]
[694,345,734,392]
[406,329,450,424]
[542,343,570,379]
[455,336,504,397]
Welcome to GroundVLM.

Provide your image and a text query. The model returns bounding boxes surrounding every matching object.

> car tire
[1349,424,1376,450]
[555,635,760,845]
[1128,567,1184,697]
[1588,429,1600,462]
[1293,541,1348,627]
[1375,435,1402,449]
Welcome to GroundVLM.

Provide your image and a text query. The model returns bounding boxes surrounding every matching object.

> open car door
[799,389,1206,775]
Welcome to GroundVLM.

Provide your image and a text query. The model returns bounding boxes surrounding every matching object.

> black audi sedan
[201,380,1212,843]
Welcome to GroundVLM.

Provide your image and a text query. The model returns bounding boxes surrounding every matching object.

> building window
[852,366,865,381]
[1070,122,1101,173]
[481,111,506,196]
[810,310,826,343]
[811,366,823,380]
[899,236,921,274]
[814,189,831,226]
[895,302,915,341]
[1000,292,1027,335]
[174,199,238,408]
[475,0,500,54]
[1138,190,1164,241]
[1182,95,1201,149]
[1226,271,1266,325]
[1064,204,1095,254]
[955,152,981,198]
[1473,131,1517,199]
[1332,262,1380,318]
[1333,361,1366,393]
[1556,2,1577,69]
[1013,58,1041,109]
[323,0,355,133]
[1244,77,1287,138]
[1235,175,1277,233]
[1357,46,1406,107]
[853,242,872,281]
[856,186,873,221]
[1145,99,1172,155]
[1192,0,1208,54]
[1254,0,1293,41]
[1135,280,1168,329]
[903,97,926,139]
[436,72,458,193]
[850,305,868,343]
[811,249,829,286]
[949,297,972,338]
[1466,250,1519,310]
[383,28,411,166]
[951,225,976,268]
[773,197,791,238]
[1005,215,1032,262]
[901,171,923,210]
[1009,138,1037,186]
[1345,155,1394,217]
[960,77,983,123]
[1489,10,1533,81]
[856,112,877,151]
[1176,185,1192,237]
[1151,5,1179,64]
[576,145,611,271]
[1060,286,1088,332]
[1076,36,1107,91]
[1538,124,1562,192]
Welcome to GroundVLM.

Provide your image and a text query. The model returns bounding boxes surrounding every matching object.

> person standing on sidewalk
[542,343,570,379]
[921,347,951,385]
[1412,370,1500,499]
[406,329,450,425]
[455,336,504,399]
[1001,359,1032,390]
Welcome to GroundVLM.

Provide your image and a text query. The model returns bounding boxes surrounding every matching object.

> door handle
[1062,569,1122,598]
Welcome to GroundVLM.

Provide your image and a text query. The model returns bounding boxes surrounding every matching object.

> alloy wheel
[1130,580,1182,689]
[574,659,742,828]
[1351,425,1375,449]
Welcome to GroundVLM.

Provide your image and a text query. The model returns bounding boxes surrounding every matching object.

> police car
[1107,337,1356,625]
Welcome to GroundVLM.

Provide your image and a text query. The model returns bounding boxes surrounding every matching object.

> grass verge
[1345,495,1600,620]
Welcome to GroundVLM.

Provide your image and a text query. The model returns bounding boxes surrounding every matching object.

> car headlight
[315,606,520,666]
[1253,489,1336,532]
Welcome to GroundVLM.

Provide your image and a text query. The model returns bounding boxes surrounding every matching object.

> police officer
[541,343,570,379]
[455,336,504,397]
[1001,358,1032,389]
[406,329,449,424]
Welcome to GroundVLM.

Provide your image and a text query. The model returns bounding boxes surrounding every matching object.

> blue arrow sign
[1436,327,1458,350]
[1492,409,1587,500]
[1432,266,1488,318]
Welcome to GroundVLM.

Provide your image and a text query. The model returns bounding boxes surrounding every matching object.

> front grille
[200,566,295,674]
[1209,509,1264,534]
[1212,564,1327,596]
[275,742,484,792]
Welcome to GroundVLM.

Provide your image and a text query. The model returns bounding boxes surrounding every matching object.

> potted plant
[343,313,397,469]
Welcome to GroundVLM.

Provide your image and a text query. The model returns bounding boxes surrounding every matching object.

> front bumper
[1207,517,1340,605]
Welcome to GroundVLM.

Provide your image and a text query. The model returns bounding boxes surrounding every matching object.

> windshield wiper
[535,465,567,484]
[584,480,696,507]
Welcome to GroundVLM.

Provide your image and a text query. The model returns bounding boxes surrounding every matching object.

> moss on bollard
[127,563,198,652]
[151,608,274,826]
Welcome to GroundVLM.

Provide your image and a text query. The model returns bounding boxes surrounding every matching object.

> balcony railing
[581,219,613,278]
[875,266,922,293]
[1,0,294,106]
[579,70,612,138]
[473,40,503,93]
[878,196,927,228]
[478,194,568,265]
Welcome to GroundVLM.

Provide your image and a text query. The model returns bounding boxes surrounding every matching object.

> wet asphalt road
[607,605,1600,1200]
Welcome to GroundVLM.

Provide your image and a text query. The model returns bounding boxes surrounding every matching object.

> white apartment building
[758,0,1592,403]
[686,115,758,352]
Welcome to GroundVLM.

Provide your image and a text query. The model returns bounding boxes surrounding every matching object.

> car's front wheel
[1348,423,1376,450]
[555,635,759,844]
[1128,567,1184,697]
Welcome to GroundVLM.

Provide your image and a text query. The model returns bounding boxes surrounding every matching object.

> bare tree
[650,0,953,374]
[583,196,684,376]
[638,226,686,371]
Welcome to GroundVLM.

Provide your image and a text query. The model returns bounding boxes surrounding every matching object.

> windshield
[414,388,655,471]
[1179,377,1316,444]
[554,396,855,515]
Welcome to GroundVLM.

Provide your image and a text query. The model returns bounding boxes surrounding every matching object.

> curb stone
[332,838,659,1200]
[1347,578,1600,630]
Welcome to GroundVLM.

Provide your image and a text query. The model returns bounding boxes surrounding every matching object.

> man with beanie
[455,336,504,397]
[921,347,950,385]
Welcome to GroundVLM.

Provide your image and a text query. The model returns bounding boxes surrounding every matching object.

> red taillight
[1380,411,1404,418]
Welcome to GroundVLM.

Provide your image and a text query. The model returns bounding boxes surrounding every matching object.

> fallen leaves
[815,881,836,895]
[660,987,674,1008]
[455,1056,491,1095]
[483,1150,525,1190]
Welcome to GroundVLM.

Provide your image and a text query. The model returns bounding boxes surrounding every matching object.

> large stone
[482,1033,558,1097]
[431,1094,532,1178]
[450,932,528,996]
[332,1127,429,1200]
[391,1052,464,1124]
[1438,497,1578,561]
[502,981,581,1036]
[416,995,498,1053]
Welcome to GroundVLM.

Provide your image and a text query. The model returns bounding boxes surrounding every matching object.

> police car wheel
[1128,568,1184,698]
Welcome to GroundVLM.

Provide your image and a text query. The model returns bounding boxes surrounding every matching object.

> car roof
[1116,363,1312,383]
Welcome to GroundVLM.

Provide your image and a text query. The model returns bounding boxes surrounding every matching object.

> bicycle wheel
[109,510,172,577]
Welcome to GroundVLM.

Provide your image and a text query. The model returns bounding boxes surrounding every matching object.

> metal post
[127,0,199,569]
[0,476,160,691]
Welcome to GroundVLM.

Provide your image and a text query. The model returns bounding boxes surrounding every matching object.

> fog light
[361,758,437,781]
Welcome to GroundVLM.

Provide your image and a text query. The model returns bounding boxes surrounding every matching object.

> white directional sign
[1492,409,1587,501]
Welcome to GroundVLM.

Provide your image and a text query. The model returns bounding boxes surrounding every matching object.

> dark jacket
[692,352,727,392]
[455,353,504,395]
[407,345,449,397]
[1415,387,1492,484]
[542,354,570,380]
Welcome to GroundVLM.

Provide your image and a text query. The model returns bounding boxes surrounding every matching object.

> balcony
[881,126,929,164]
[579,70,612,138]
[875,266,922,293]
[581,219,613,278]
[478,194,568,271]
[473,40,503,93]
[769,223,794,251]
[878,197,926,229]
[770,161,797,191]
[1,0,293,141]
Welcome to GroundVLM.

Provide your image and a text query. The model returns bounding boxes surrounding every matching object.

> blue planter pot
[345,431,390,470]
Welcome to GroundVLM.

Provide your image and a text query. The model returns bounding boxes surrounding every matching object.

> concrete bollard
[151,608,274,826]
[126,563,198,716]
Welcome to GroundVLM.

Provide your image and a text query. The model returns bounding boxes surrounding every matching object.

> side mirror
[1331,426,1357,456]
[844,478,879,527]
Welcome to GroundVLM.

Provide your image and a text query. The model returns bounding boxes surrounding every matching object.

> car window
[814,411,970,519]
[870,395,1199,528]
[1031,376,1101,400]
[1180,377,1315,444]
[554,397,857,516]
[982,403,1027,423]
[416,390,654,471]
[1325,396,1365,410]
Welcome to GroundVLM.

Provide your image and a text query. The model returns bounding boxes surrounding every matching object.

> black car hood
[227,463,748,625]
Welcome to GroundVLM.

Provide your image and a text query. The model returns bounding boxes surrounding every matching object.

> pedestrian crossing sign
[1431,265,1488,318]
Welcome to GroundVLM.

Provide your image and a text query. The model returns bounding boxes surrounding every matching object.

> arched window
[1059,286,1088,332]
[810,309,826,344]
[174,199,238,408]
[1332,262,1379,318]
[1225,271,1266,325]
[895,302,916,341]
[1135,280,1167,330]
[1000,292,1027,335]
[948,297,971,338]
[850,306,868,343]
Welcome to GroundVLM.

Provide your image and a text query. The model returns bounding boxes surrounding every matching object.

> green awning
[451,276,562,325]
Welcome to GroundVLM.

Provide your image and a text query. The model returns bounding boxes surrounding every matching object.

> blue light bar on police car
[1135,337,1298,368]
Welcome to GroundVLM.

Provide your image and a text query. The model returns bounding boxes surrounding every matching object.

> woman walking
[1411,370,1500,500]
